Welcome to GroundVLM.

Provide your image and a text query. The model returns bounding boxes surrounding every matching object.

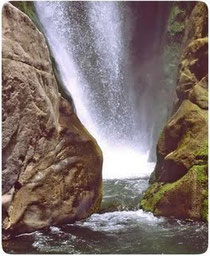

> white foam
[102,144,155,179]
[49,226,62,233]
[75,209,164,232]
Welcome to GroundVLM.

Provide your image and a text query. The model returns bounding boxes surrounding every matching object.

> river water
[3,176,208,254]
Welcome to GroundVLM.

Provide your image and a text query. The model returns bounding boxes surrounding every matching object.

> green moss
[193,165,208,184]
[169,5,185,22]
[140,183,159,212]
[196,141,208,160]
[167,5,185,38]
[201,198,208,221]
[191,164,208,221]
[144,2,207,222]
[168,21,185,36]
[10,1,40,30]
[140,182,176,212]
[140,163,208,221]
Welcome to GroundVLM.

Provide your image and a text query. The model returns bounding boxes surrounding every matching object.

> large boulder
[140,2,208,221]
[2,3,103,235]
[154,99,207,183]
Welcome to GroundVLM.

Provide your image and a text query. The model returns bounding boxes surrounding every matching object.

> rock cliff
[2,3,103,235]
[140,2,208,221]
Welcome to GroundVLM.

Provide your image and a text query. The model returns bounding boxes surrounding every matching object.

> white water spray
[35,1,155,179]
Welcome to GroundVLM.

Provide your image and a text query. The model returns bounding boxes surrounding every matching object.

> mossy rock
[155,99,207,183]
[143,2,208,222]
[177,37,208,100]
[185,2,208,42]
[166,3,188,43]
[189,76,208,110]
[140,163,208,221]
[10,1,40,30]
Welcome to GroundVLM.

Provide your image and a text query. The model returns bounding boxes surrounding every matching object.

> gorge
[2,1,208,254]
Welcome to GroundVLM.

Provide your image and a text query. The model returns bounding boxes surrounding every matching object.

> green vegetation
[201,198,208,221]
[196,140,208,161]
[142,132,208,221]
[10,1,40,29]
[167,5,185,39]
[140,180,181,214]
[150,4,188,153]
[10,1,75,108]
[140,163,208,221]
[162,3,187,88]
[168,21,185,36]
[191,164,208,222]
[140,182,165,212]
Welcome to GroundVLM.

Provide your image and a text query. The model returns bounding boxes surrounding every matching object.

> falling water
[4,2,208,254]
[35,1,155,179]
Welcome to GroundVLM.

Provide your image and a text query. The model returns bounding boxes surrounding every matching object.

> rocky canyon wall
[2,3,102,236]
[140,2,208,221]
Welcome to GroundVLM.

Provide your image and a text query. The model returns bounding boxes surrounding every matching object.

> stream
[4,176,208,254]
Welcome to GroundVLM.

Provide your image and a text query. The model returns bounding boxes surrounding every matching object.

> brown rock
[140,2,208,221]
[189,75,208,109]
[140,164,208,220]
[176,37,208,100]
[184,2,208,43]
[2,3,103,235]
[155,100,207,183]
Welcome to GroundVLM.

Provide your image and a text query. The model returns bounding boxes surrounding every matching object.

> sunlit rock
[2,3,102,235]
[140,2,208,221]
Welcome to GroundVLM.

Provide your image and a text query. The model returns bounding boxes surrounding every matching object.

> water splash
[73,209,165,232]
[102,146,155,179]
[35,1,154,179]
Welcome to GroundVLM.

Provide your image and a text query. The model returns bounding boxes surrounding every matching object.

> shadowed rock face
[2,3,102,235]
[140,2,208,221]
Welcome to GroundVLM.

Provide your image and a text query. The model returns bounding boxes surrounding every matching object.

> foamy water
[73,209,164,232]
[6,178,208,254]
[102,145,155,179]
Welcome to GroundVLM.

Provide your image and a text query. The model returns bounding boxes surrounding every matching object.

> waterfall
[5,3,208,254]
[35,1,156,179]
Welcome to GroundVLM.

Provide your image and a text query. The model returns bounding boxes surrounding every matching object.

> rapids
[4,177,208,254]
